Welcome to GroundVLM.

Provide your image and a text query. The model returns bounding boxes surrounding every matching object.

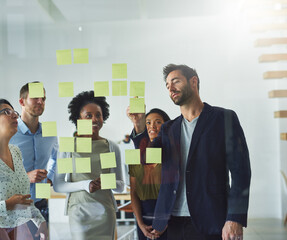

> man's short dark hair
[68,91,110,126]
[163,64,200,91]
[19,81,45,99]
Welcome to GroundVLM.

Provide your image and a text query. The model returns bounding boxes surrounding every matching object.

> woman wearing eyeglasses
[0,99,48,240]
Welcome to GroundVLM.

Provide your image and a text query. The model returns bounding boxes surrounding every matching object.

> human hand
[27,169,48,183]
[151,226,167,239]
[35,221,49,240]
[5,194,33,210]
[139,223,154,239]
[126,105,146,134]
[222,221,243,240]
[89,177,101,193]
[47,178,52,185]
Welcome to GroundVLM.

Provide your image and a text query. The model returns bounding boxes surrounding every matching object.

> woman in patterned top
[127,108,170,240]
[0,99,48,240]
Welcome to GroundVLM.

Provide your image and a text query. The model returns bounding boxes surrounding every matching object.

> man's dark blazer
[131,103,251,235]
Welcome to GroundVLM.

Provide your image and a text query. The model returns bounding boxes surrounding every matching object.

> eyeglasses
[0,108,20,118]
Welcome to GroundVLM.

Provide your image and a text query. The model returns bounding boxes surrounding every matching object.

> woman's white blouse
[0,145,45,228]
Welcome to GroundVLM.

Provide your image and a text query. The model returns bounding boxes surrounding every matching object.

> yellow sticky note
[75,157,91,173]
[76,137,92,153]
[146,148,162,164]
[100,152,117,169]
[130,81,145,96]
[100,173,116,189]
[129,98,145,113]
[35,183,51,199]
[94,81,109,97]
[125,149,141,165]
[28,82,44,98]
[59,137,74,152]
[57,158,73,174]
[58,82,74,97]
[77,119,92,135]
[112,81,127,96]
[112,63,127,79]
[74,48,89,64]
[42,121,57,137]
[56,49,72,65]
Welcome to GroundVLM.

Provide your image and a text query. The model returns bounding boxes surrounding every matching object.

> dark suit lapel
[187,103,213,164]
[169,115,182,164]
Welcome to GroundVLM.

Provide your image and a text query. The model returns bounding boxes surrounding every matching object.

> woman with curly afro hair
[54,91,124,240]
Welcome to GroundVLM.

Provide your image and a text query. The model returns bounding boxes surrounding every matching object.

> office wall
[0,11,281,218]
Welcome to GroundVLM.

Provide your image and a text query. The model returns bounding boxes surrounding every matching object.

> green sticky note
[35,183,51,199]
[57,158,73,174]
[112,63,127,79]
[56,49,72,65]
[74,48,89,64]
[75,157,91,173]
[58,82,74,97]
[129,98,145,113]
[112,81,127,96]
[94,81,109,97]
[59,137,74,152]
[100,173,116,189]
[130,81,145,96]
[100,152,117,169]
[42,121,57,137]
[76,137,92,153]
[77,119,92,135]
[146,148,162,164]
[28,82,44,98]
[125,149,141,165]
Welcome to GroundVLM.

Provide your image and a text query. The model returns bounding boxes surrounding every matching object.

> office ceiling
[1,0,230,25]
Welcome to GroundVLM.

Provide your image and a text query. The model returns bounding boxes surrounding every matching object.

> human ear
[19,98,25,107]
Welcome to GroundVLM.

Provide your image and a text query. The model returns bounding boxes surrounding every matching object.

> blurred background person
[127,108,170,240]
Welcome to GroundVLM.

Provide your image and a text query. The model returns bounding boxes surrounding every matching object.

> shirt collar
[18,118,42,135]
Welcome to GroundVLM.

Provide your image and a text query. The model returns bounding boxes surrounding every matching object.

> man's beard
[171,88,193,106]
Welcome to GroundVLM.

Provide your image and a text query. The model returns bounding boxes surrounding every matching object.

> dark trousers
[27,199,49,240]
[167,216,222,240]
[136,199,168,240]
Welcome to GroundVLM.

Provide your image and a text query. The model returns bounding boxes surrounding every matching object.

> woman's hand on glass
[89,177,101,193]
[126,105,146,134]
[5,194,33,210]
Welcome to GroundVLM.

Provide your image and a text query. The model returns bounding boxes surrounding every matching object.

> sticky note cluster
[57,157,91,174]
[56,49,89,65]
[99,152,118,189]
